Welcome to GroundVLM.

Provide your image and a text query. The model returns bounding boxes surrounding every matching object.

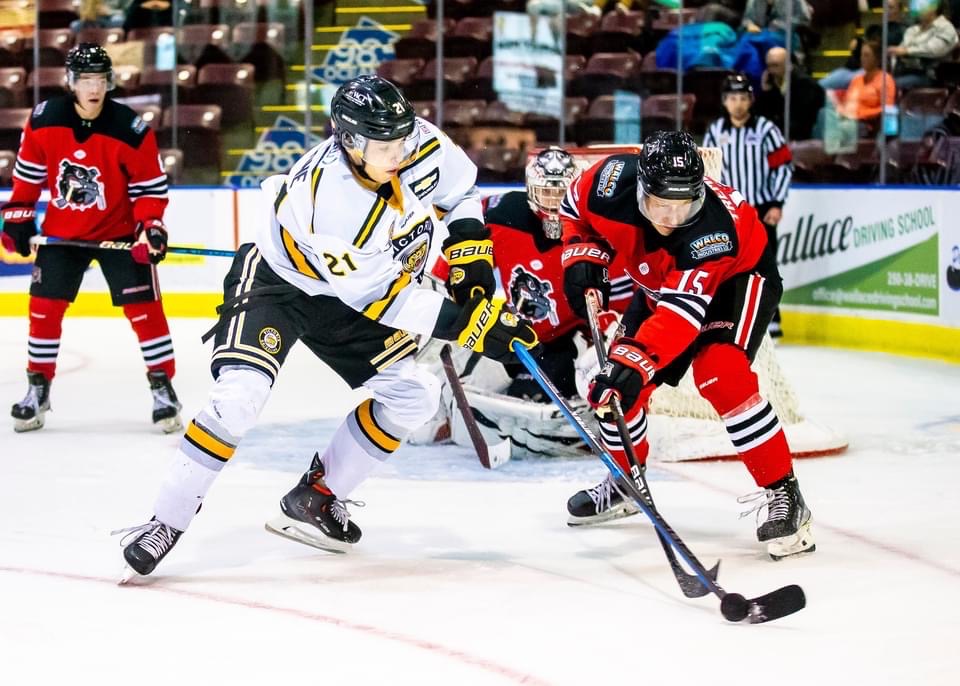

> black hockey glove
[455,295,540,364]
[587,338,656,413]
[132,219,168,265]
[1,203,37,257]
[561,237,612,321]
[442,221,495,305]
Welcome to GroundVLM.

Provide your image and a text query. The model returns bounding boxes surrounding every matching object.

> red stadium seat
[569,52,641,100]
[0,67,27,108]
[76,27,126,47]
[524,96,589,143]
[442,99,487,128]
[394,19,454,61]
[38,0,80,29]
[407,56,477,101]
[590,10,646,55]
[27,67,68,104]
[0,149,15,186]
[376,58,426,89]
[159,148,184,184]
[140,66,198,104]
[159,104,222,169]
[445,17,493,60]
[0,107,32,151]
[565,12,601,56]
[232,23,286,83]
[35,28,74,67]
[195,63,255,126]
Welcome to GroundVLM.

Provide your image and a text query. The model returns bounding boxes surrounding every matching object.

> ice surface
[1,318,958,685]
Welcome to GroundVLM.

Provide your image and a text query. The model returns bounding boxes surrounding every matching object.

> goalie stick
[584,290,719,598]
[512,342,806,624]
[29,235,237,258]
[439,344,509,469]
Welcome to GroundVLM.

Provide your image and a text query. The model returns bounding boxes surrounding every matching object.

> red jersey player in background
[560,131,814,560]
[0,43,181,433]
[422,147,635,458]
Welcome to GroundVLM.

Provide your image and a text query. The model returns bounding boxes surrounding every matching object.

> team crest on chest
[509,265,559,326]
[391,216,434,279]
[54,159,105,211]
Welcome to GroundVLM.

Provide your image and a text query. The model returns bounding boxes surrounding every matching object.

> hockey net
[532,144,848,461]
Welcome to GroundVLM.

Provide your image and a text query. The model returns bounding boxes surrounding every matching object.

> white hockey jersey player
[117,76,539,580]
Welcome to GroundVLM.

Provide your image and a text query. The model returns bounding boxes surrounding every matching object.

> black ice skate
[11,372,51,433]
[265,453,363,553]
[114,517,184,582]
[147,370,183,433]
[567,473,640,526]
[739,471,815,560]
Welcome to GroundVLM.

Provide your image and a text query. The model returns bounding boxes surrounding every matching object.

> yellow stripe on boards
[781,310,960,364]
[356,399,401,452]
[0,292,222,317]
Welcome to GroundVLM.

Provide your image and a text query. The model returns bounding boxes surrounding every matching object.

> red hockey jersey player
[0,43,182,433]
[559,131,814,560]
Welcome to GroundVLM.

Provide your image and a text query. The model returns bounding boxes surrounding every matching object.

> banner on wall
[311,17,398,86]
[778,188,948,321]
[226,116,323,189]
[492,11,563,118]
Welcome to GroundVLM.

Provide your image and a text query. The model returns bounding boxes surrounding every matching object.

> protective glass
[350,128,420,169]
[637,183,705,229]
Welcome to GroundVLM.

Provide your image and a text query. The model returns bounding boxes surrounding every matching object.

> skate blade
[118,565,140,585]
[767,521,816,560]
[13,414,45,433]
[264,515,352,554]
[567,503,641,527]
[155,414,184,434]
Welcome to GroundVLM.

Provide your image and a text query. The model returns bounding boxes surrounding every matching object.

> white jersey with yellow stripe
[255,118,482,337]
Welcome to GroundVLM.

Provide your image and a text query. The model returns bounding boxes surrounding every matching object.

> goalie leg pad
[693,343,792,486]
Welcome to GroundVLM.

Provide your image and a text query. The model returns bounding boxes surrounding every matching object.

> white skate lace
[329,499,365,532]
[737,487,789,524]
[587,477,618,514]
[111,520,179,557]
[151,385,179,411]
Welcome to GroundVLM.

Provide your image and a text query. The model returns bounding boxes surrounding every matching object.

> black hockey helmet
[636,131,705,229]
[525,146,578,239]
[722,72,754,96]
[331,75,419,171]
[66,42,114,90]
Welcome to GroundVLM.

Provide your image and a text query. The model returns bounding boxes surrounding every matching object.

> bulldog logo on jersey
[391,215,434,280]
[54,159,106,211]
[509,265,559,326]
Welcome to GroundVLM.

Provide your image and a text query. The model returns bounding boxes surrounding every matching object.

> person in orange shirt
[833,40,896,137]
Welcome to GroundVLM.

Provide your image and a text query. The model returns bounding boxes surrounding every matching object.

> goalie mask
[66,43,115,92]
[331,75,419,171]
[526,147,577,239]
[636,131,705,231]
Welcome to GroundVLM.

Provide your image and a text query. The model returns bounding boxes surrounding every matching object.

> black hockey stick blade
[674,558,720,598]
[439,344,492,469]
[721,584,806,624]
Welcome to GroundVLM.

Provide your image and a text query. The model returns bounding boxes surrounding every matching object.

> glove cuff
[1,205,36,222]
[560,241,612,268]
[443,238,493,267]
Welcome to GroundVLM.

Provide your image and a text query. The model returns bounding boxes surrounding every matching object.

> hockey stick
[439,344,510,469]
[512,342,806,623]
[583,290,719,598]
[29,235,237,258]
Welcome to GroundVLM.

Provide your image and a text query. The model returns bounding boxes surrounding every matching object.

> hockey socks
[25,296,69,380]
[694,343,792,486]
[123,301,175,379]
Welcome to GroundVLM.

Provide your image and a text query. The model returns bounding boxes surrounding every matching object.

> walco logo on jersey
[596,160,624,198]
[690,232,732,259]
[54,159,106,211]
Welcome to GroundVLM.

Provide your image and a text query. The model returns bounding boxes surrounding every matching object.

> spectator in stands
[910,101,960,184]
[820,0,907,90]
[71,0,123,31]
[526,0,602,16]
[122,0,173,34]
[755,46,825,139]
[890,0,959,90]
[742,0,813,33]
[829,40,897,136]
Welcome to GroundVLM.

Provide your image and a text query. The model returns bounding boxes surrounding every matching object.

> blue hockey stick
[512,342,806,624]
[30,235,237,258]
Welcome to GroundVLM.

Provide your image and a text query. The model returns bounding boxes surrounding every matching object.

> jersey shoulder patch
[29,96,73,129]
[101,100,151,147]
[585,154,641,224]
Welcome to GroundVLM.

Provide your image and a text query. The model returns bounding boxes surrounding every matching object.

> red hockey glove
[562,238,612,321]
[1,203,37,257]
[455,295,540,363]
[132,219,168,265]
[588,338,656,412]
[442,228,495,305]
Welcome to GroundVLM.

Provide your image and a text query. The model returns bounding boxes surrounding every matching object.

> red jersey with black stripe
[559,153,779,369]
[10,96,168,240]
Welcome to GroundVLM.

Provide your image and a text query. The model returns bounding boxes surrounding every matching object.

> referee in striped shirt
[703,72,793,337]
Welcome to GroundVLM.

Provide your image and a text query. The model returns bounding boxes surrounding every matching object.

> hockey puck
[720,593,750,622]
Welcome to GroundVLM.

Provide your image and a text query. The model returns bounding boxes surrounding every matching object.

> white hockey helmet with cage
[525,146,577,239]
